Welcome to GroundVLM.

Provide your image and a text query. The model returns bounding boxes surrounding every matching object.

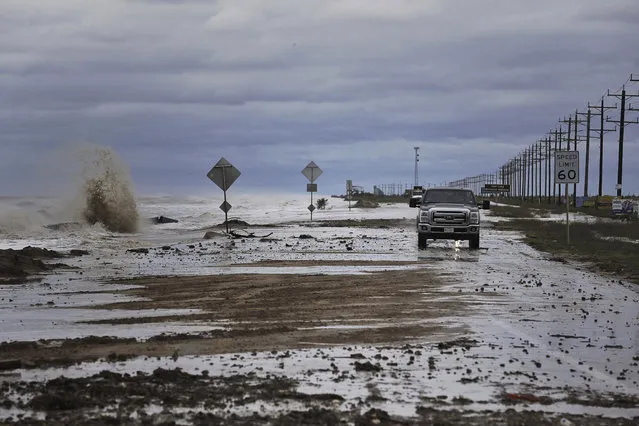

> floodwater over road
[1,202,637,423]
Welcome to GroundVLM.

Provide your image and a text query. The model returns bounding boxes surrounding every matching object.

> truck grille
[432,211,467,225]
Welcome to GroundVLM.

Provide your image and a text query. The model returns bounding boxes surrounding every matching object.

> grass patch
[352,194,409,204]
[492,202,637,221]
[490,205,536,219]
[494,218,639,284]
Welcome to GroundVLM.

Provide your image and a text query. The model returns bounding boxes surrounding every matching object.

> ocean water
[0,193,413,252]
[0,192,416,341]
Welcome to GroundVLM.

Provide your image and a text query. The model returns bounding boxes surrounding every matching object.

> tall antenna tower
[414,147,420,187]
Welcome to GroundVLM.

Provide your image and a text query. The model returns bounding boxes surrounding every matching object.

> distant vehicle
[410,188,480,249]
[408,185,423,208]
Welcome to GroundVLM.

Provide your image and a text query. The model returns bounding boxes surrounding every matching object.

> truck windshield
[422,190,476,205]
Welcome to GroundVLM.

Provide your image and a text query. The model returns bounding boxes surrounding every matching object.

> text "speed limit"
[554,151,580,184]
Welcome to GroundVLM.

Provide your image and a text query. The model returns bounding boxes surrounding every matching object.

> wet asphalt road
[413,223,638,414]
[1,210,638,420]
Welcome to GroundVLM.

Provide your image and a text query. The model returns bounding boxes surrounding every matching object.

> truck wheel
[418,234,428,249]
[469,236,480,250]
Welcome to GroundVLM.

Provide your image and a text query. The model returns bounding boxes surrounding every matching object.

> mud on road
[1,211,638,425]
[1,264,470,366]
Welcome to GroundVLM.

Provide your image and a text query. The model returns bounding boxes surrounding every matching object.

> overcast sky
[1,0,639,197]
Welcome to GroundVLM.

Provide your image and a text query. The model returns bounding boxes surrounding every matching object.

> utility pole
[518,153,524,201]
[413,147,420,188]
[513,158,517,199]
[504,161,512,199]
[556,129,561,204]
[536,146,540,202]
[518,154,524,200]
[528,148,533,202]
[577,108,592,197]
[550,127,567,204]
[545,136,552,204]
[558,117,572,206]
[534,143,540,202]
[552,130,558,203]
[512,159,517,200]
[518,155,523,200]
[537,140,543,203]
[524,148,532,201]
[532,142,538,202]
[588,98,616,197]
[607,84,639,197]
[507,158,517,198]
[520,154,524,201]
[572,110,581,206]
[513,157,518,200]
[559,114,581,206]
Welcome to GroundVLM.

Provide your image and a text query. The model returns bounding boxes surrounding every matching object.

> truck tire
[469,236,480,250]
[418,234,428,249]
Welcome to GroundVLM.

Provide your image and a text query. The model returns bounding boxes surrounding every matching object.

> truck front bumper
[417,223,479,240]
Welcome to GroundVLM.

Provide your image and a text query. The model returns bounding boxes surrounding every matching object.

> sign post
[302,161,323,221]
[554,151,580,245]
[346,180,353,211]
[207,157,241,233]
[482,183,511,194]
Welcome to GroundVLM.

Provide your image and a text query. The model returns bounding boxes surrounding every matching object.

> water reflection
[416,240,482,262]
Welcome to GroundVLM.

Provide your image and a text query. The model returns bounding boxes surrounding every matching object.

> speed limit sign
[554,151,580,184]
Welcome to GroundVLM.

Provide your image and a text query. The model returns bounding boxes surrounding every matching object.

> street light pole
[414,147,420,187]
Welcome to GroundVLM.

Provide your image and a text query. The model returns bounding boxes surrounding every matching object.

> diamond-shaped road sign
[220,201,232,213]
[207,157,241,191]
[301,161,323,183]
[308,204,316,212]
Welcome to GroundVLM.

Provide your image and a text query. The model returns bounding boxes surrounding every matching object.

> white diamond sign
[301,161,323,183]
[220,201,232,213]
[207,157,241,191]
[308,204,316,212]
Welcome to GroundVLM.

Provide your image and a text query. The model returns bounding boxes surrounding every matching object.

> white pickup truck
[409,187,480,249]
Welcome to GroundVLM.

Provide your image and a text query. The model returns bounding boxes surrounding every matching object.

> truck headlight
[470,211,479,224]
[420,210,430,223]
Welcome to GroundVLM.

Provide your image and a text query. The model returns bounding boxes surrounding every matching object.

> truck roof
[426,187,473,192]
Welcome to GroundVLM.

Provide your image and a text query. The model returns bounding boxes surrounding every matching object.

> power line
[445,73,638,202]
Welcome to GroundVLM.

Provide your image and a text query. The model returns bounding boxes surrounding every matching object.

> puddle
[0,272,211,342]
[597,235,639,245]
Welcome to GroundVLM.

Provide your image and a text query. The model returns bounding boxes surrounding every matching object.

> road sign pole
[302,161,322,222]
[207,157,241,234]
[223,171,229,234]
[566,183,570,245]
[554,151,579,246]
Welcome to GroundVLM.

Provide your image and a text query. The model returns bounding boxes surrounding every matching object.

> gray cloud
[1,0,638,196]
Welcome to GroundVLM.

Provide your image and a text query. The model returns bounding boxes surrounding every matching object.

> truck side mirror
[409,197,421,208]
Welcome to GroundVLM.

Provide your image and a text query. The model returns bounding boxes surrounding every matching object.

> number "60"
[558,170,577,180]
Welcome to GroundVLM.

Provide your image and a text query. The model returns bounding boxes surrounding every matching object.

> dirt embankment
[0,247,69,282]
